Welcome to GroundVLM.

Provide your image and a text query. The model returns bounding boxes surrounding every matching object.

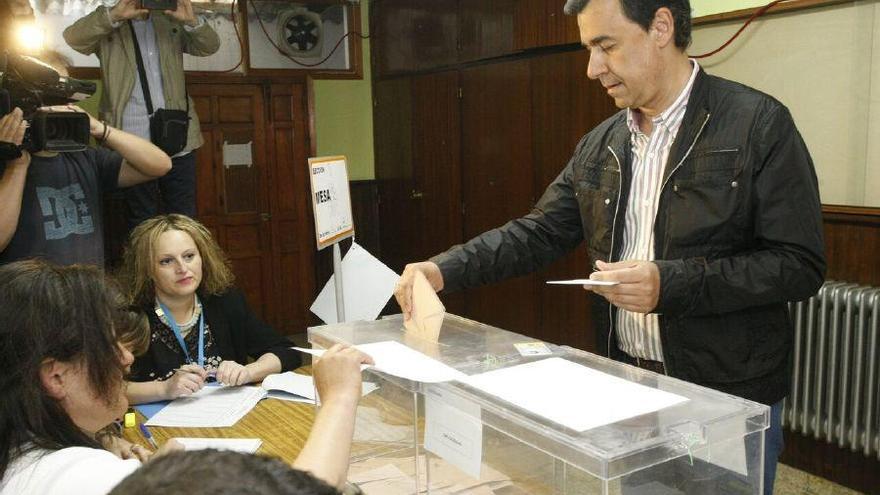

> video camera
[0,52,96,160]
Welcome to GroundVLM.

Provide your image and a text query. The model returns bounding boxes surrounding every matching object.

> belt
[634,357,666,375]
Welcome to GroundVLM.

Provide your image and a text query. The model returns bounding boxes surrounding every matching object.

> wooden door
[189,82,314,335]
[460,60,538,335]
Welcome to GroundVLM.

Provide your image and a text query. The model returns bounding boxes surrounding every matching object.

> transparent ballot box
[308,314,769,495]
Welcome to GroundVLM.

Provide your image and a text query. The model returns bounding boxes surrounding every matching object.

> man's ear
[650,7,675,48]
[40,358,69,400]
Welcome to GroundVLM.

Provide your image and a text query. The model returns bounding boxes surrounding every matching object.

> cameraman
[63,0,219,229]
[0,73,171,266]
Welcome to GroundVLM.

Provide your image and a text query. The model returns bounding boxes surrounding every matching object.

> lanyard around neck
[157,299,204,367]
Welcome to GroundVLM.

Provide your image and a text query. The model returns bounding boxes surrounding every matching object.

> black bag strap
[128,20,191,122]
[128,20,155,116]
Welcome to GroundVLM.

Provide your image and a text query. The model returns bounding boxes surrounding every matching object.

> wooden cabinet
[371,0,459,76]
[458,0,517,63]
[514,0,581,50]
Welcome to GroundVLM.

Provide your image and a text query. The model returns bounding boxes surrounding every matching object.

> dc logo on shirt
[36,184,95,240]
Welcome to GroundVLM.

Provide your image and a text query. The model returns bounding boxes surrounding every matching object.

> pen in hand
[138,423,159,450]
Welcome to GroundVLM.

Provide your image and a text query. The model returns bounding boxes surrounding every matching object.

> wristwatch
[0,141,22,161]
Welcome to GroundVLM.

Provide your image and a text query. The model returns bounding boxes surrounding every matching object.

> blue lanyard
[158,299,205,367]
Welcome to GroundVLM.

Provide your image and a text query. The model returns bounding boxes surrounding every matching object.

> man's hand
[109,0,149,22]
[0,108,30,167]
[586,260,661,314]
[313,344,374,408]
[215,360,252,386]
[161,364,206,399]
[164,0,198,27]
[393,261,444,321]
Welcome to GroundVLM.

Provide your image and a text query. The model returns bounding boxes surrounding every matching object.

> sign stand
[308,156,355,323]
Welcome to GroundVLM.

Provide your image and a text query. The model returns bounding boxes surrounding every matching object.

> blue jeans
[124,151,197,229]
[764,400,785,495]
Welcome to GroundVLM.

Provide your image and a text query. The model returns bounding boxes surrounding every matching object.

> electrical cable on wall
[691,0,787,59]
[217,0,245,73]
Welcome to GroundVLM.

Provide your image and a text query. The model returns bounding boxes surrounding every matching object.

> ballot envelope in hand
[403,271,445,342]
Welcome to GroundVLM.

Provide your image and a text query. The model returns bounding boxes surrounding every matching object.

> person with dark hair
[0,259,374,493]
[109,449,342,495]
[0,260,182,494]
[0,54,172,267]
[394,1,824,494]
[63,0,220,229]
[118,214,302,403]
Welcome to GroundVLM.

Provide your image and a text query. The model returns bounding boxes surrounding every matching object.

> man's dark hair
[109,450,342,495]
[563,0,692,49]
[0,260,129,480]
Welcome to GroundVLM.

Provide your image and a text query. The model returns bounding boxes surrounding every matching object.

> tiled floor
[774,464,864,495]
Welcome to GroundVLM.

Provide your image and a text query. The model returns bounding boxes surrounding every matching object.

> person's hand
[215,360,252,386]
[161,364,207,399]
[148,438,184,461]
[586,260,661,314]
[164,0,198,27]
[0,108,30,167]
[394,261,444,321]
[313,344,374,408]
[99,432,153,462]
[109,0,149,22]
[39,105,104,138]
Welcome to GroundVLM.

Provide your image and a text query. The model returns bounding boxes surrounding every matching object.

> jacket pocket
[663,148,746,247]
[575,161,619,256]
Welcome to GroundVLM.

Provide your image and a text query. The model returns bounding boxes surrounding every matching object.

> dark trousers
[125,151,197,230]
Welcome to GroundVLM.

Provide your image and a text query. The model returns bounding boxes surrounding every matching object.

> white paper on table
[425,387,483,479]
[146,386,267,427]
[546,279,620,286]
[310,242,400,324]
[262,371,378,403]
[175,437,262,454]
[294,341,466,383]
[461,357,688,432]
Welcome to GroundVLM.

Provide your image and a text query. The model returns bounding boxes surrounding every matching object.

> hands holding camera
[0,108,29,166]
[110,0,198,27]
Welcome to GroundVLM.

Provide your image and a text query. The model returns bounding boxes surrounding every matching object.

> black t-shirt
[0,147,122,266]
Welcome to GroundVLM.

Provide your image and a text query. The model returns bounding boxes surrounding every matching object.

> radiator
[783,281,880,459]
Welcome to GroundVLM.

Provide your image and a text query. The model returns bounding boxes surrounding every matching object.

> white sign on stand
[308,156,355,322]
[308,156,355,250]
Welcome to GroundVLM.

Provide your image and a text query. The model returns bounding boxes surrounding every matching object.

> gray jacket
[63,6,220,153]
[433,69,826,405]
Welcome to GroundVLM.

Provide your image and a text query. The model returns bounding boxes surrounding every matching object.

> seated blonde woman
[120,214,302,403]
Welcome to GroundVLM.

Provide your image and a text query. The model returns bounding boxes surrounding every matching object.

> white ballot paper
[175,438,263,454]
[546,279,620,286]
[310,242,399,324]
[295,341,466,383]
[146,386,266,427]
[462,357,688,432]
[262,371,378,403]
[403,270,445,342]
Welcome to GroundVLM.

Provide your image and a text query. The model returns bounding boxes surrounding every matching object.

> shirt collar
[626,59,700,135]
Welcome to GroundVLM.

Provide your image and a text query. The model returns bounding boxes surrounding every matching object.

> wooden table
[123,392,318,464]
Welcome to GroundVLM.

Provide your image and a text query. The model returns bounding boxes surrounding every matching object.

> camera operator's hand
[40,105,104,138]
[0,108,30,167]
[165,0,198,27]
[109,0,149,22]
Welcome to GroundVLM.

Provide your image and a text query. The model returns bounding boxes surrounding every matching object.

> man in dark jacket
[394,0,825,493]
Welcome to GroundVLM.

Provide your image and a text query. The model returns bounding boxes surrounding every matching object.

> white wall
[690,2,880,207]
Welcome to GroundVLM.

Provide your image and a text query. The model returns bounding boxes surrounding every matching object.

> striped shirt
[615,61,699,362]
[122,17,167,143]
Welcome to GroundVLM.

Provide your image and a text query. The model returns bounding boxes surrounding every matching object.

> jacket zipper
[605,146,623,359]
[648,112,712,375]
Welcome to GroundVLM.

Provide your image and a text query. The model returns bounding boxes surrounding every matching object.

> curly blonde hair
[119,215,235,307]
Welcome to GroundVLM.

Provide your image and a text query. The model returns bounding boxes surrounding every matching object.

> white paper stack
[175,437,263,454]
[146,386,266,427]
